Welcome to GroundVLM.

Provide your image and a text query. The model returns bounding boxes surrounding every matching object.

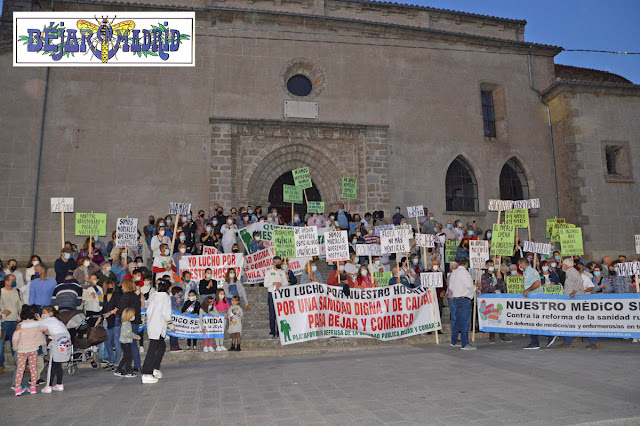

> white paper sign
[115,218,139,248]
[374,224,394,236]
[469,240,490,269]
[356,244,382,257]
[420,272,443,288]
[169,202,191,216]
[51,198,74,213]
[635,235,640,255]
[488,200,514,212]
[396,224,413,240]
[294,227,320,258]
[380,229,410,254]
[414,234,435,248]
[523,240,552,256]
[407,205,424,218]
[513,198,540,209]
[615,262,640,277]
[325,230,349,262]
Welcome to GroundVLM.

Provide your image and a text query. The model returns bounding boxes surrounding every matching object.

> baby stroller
[59,310,108,375]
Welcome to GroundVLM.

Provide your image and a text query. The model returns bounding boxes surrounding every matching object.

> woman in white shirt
[150,225,171,258]
[221,219,238,254]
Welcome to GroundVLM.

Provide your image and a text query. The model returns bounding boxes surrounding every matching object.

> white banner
[169,202,191,216]
[469,240,490,269]
[356,244,382,257]
[115,217,139,248]
[179,253,244,281]
[272,283,441,345]
[140,309,224,338]
[51,197,74,213]
[478,294,640,338]
[325,231,349,262]
[202,246,222,255]
[419,272,443,288]
[415,234,435,248]
[488,199,514,212]
[380,229,410,254]
[294,227,320,258]
[513,198,540,209]
[523,240,552,256]
[615,262,640,277]
[407,205,424,218]
[241,247,307,285]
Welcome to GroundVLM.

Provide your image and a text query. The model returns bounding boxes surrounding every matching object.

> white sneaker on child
[53,384,64,392]
[219,346,227,351]
[208,346,214,352]
[215,346,222,352]
[203,346,209,353]
[41,386,52,394]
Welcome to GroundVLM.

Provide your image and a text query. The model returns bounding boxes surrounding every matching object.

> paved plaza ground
[1,336,639,425]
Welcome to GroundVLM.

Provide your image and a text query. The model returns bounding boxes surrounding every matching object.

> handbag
[87,318,108,345]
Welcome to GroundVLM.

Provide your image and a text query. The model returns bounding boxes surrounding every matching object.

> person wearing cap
[97,261,118,287]
[263,256,289,339]
[557,258,587,349]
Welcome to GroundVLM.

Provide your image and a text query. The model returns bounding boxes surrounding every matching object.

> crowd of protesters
[1,203,638,393]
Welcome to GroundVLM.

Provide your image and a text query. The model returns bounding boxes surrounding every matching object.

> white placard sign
[414,234,435,248]
[420,272,443,288]
[115,218,139,248]
[325,230,349,262]
[488,199,514,212]
[407,205,424,218]
[380,229,410,254]
[635,235,640,255]
[469,240,490,269]
[513,198,540,209]
[169,202,191,216]
[356,244,382,257]
[374,224,394,236]
[294,226,320,258]
[615,262,640,277]
[51,198,74,213]
[396,224,413,240]
[523,240,552,256]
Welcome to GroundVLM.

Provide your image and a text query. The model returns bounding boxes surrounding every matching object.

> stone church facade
[0,0,638,261]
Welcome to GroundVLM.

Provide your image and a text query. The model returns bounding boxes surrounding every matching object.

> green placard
[490,224,515,256]
[546,218,565,239]
[292,167,312,189]
[307,201,325,213]
[551,222,574,242]
[283,185,303,204]
[273,228,296,258]
[506,276,524,294]
[445,240,458,263]
[75,213,107,236]
[341,177,358,200]
[504,209,529,229]
[543,285,563,295]
[373,271,393,287]
[559,227,584,256]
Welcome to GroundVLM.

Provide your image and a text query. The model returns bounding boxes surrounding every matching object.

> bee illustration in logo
[77,16,135,63]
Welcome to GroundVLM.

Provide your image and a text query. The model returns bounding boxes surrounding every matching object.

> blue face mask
[487,233,492,238]
[555,255,561,261]
[468,231,474,236]
[94,236,99,241]
[167,219,172,225]
[434,228,438,233]
[207,227,213,232]
[180,236,186,242]
[248,210,253,214]
[10,281,16,288]
[413,258,419,265]
[294,217,300,222]
[64,253,71,260]
[447,224,452,229]
[164,249,170,256]
[106,267,112,273]
[273,212,278,216]
[356,232,361,237]
[594,271,601,277]
[542,266,549,272]
[510,270,517,276]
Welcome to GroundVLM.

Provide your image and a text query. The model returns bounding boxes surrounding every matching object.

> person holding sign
[539,260,560,287]
[520,258,556,350]
[480,260,511,344]
[327,262,354,288]
[263,256,289,339]
[354,265,377,289]
[591,265,608,293]
[152,244,176,283]
[249,231,265,254]
[447,258,477,350]
[54,248,78,283]
[301,261,323,284]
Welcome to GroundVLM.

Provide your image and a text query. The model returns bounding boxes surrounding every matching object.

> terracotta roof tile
[554,64,633,85]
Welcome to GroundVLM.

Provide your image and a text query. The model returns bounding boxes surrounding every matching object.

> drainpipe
[528,53,560,217]
[31,67,50,256]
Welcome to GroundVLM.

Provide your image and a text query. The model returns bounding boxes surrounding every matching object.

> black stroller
[59,310,108,374]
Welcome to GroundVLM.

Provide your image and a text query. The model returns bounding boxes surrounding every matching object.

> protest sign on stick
[325,231,349,262]
[115,217,139,248]
[380,229,410,284]
[407,205,424,218]
[469,240,489,269]
[274,228,296,259]
[559,227,583,256]
[356,244,381,274]
[294,227,319,258]
[168,203,191,258]
[342,177,357,210]
[51,197,74,248]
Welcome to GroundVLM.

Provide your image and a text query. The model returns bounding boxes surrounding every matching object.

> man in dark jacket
[52,276,83,311]
[54,248,77,283]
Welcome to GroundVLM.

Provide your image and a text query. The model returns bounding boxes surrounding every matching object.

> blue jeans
[0,321,18,367]
[131,323,141,369]
[169,336,179,348]
[450,298,472,348]
[564,336,598,345]
[105,324,122,365]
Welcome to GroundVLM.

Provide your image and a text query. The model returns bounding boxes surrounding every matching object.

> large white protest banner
[179,253,245,281]
[380,229,410,254]
[356,244,382,257]
[478,294,640,338]
[512,199,540,209]
[140,309,224,338]
[488,200,514,212]
[615,262,640,277]
[414,234,435,248]
[469,240,490,269]
[202,246,222,255]
[523,240,552,256]
[419,272,443,288]
[51,198,74,213]
[241,247,307,285]
[115,218,139,248]
[407,205,424,218]
[272,282,441,345]
[325,231,349,262]
[294,227,320,258]
[169,202,191,216]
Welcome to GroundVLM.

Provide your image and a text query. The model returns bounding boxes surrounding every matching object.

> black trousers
[187,339,196,347]
[117,343,132,374]
[48,360,63,386]
[141,339,166,375]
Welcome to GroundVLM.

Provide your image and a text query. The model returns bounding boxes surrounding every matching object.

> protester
[169,287,184,352]
[114,307,139,378]
[221,268,248,308]
[51,276,83,312]
[54,249,77,283]
[4,260,24,291]
[29,265,57,309]
[228,296,244,351]
[250,231,265,254]
[448,258,477,350]
[117,279,142,371]
[141,280,174,384]
[264,256,289,339]
[354,265,377,289]
[101,280,121,370]
[212,289,229,351]
[480,260,511,344]
[199,268,218,299]
[301,261,323,284]
[181,290,200,351]
[200,296,217,352]
[388,266,410,287]
[0,275,22,374]
[558,259,586,349]
[12,305,45,396]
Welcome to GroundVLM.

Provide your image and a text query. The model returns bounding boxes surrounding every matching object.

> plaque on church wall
[284,101,319,119]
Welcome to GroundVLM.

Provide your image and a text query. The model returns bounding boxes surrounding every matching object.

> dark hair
[252,231,260,237]
[457,258,469,268]
[273,256,282,261]
[231,295,240,302]
[42,305,61,319]
[157,280,172,293]
[171,286,183,296]
[188,290,197,295]
[20,304,38,321]
[132,268,142,276]
[485,259,494,266]
[182,270,191,278]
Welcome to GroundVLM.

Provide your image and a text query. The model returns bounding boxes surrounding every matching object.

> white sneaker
[203,346,209,353]
[461,345,477,351]
[219,346,228,351]
[152,370,163,379]
[41,386,52,394]
[52,384,64,392]
[215,346,223,352]
[139,346,144,354]
[141,374,158,384]
[633,338,639,343]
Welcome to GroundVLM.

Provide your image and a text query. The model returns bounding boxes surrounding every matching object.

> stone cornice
[541,80,640,101]
[210,117,389,130]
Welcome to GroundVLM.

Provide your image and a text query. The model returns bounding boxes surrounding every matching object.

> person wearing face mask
[344,253,361,282]
[480,260,511,344]
[270,209,284,225]
[363,226,379,245]
[111,249,130,284]
[301,261,323,284]
[152,244,176,283]
[326,212,339,230]
[73,256,100,288]
[97,261,118,287]
[29,265,58,309]
[289,213,305,227]
[250,231,265,254]
[100,279,121,370]
[264,256,289,338]
[117,279,143,372]
[307,212,327,228]
[221,217,238,254]
[428,260,447,320]
[354,265,377,289]
[54,248,78,283]
[392,206,404,226]
[181,290,201,351]
[539,260,560,286]
[143,216,156,247]
[221,267,248,308]
[134,256,151,276]
[457,238,470,260]
[199,268,218,299]
[606,261,631,294]
[82,274,104,325]
[173,243,192,277]
[173,231,193,254]
[442,221,457,241]
[453,220,465,241]
[0,274,22,374]
[200,222,220,249]
[150,226,171,258]
[3,259,24,291]
[590,265,608,293]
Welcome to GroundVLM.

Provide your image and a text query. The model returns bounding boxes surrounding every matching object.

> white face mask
[159,230,165,236]
[488,266,495,272]
[41,313,49,319]
[551,262,557,268]
[179,248,186,254]
[137,262,143,267]
[33,260,40,266]
[189,296,196,301]
[84,261,90,267]
[229,273,235,279]
[432,265,439,271]
[338,265,345,271]
[361,270,368,276]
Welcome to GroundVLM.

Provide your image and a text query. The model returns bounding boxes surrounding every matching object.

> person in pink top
[212,289,230,352]
[12,305,47,396]
[306,213,327,228]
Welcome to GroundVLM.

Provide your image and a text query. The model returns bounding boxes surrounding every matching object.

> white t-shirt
[582,274,594,291]
[153,255,174,281]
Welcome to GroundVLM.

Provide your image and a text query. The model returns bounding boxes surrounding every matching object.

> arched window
[446,156,478,212]
[500,157,529,200]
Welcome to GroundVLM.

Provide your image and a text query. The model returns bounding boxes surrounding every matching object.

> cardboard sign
[506,276,524,294]
[380,229,410,254]
[559,227,583,256]
[307,201,325,214]
[543,285,563,295]
[292,167,312,189]
[325,230,349,262]
[356,244,382,257]
[273,228,296,258]
[523,241,552,256]
[551,222,574,242]
[407,205,424,218]
[414,234,435,248]
[283,185,303,204]
[615,262,640,277]
[242,247,307,285]
[546,218,565,239]
[294,227,320,258]
[513,199,540,210]
[169,202,191,216]
[50,198,74,213]
[490,224,515,256]
[420,272,443,288]
[469,240,489,269]
[341,177,358,200]
[115,218,139,248]
[373,271,393,287]
[504,209,529,229]
[445,240,458,263]
[75,213,107,236]
[488,200,513,212]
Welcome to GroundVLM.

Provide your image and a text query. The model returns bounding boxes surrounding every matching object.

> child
[115,307,139,378]
[228,296,243,352]
[19,305,71,394]
[12,305,46,396]
[181,290,200,351]
[200,296,218,352]
[212,289,229,352]
[181,271,199,299]
[169,287,183,352]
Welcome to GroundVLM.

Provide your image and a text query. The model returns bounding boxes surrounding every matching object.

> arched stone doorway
[268,171,321,224]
